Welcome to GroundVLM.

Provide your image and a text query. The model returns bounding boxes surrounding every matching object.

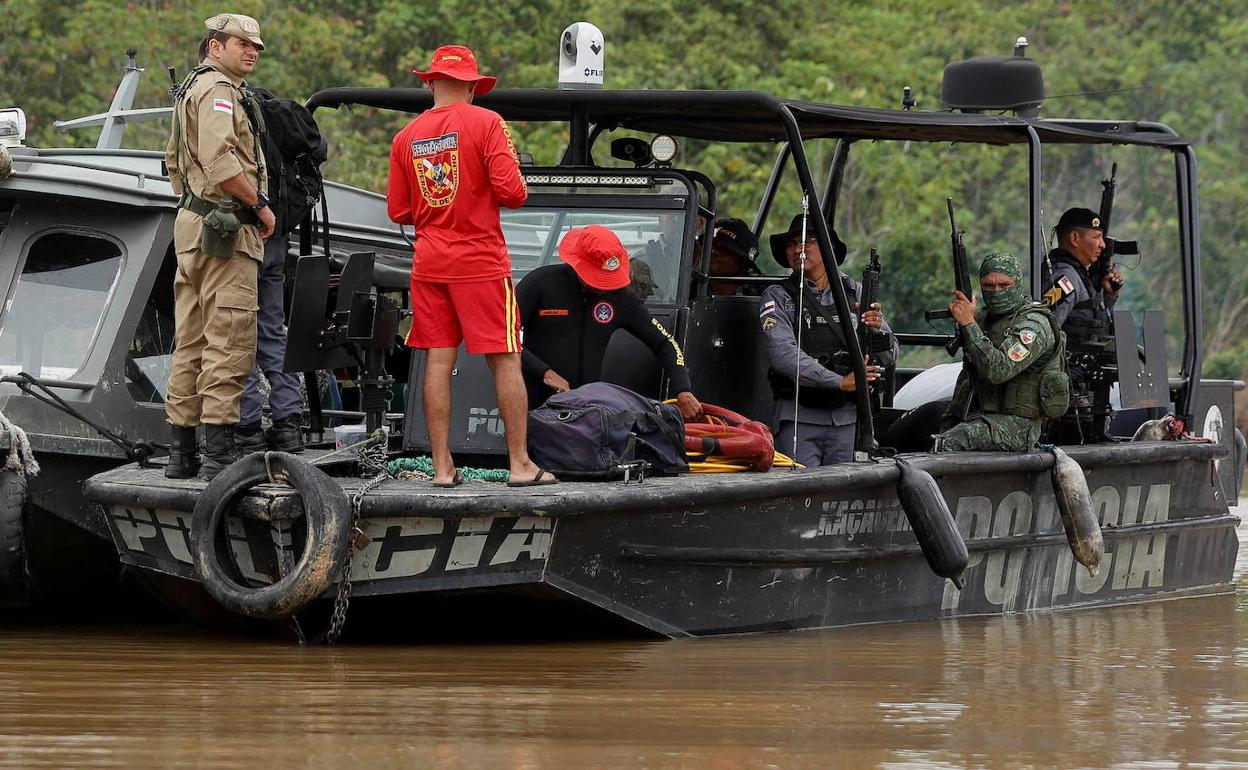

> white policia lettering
[940,483,1171,610]
[110,507,553,583]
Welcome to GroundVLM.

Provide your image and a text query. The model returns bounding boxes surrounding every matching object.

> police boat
[82,33,1243,639]
[0,50,407,611]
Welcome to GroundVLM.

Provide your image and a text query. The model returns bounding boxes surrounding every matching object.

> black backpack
[246,88,327,237]
[527,382,688,480]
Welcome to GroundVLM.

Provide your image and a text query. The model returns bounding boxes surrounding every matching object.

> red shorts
[407,277,522,355]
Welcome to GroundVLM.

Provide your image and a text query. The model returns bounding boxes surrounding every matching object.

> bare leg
[423,347,458,485]
[485,352,544,480]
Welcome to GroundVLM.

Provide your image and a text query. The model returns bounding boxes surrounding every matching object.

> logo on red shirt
[411,132,459,208]
[592,302,615,324]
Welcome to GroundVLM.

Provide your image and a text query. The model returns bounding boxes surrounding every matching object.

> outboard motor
[558,22,604,89]
[894,458,969,587]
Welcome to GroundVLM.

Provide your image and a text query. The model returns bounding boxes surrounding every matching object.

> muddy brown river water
[1,520,1244,769]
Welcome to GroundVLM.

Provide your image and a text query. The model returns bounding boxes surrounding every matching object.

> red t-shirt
[387,102,528,282]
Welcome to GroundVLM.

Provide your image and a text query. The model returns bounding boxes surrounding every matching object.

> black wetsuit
[517,264,692,408]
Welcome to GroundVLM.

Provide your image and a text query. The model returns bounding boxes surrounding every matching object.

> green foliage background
[2,0,1245,374]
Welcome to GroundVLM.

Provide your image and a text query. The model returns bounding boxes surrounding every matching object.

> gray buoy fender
[895,458,969,586]
[192,452,352,619]
[1048,446,1104,576]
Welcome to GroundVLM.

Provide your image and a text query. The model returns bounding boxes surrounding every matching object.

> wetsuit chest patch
[592,301,615,324]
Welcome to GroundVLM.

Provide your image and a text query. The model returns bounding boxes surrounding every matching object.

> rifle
[857,248,891,362]
[924,198,973,355]
[1092,163,1138,291]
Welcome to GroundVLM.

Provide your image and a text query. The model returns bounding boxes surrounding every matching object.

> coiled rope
[0,411,40,478]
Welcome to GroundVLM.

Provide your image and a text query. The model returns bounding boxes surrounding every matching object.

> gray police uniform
[240,236,303,425]
[759,275,898,467]
[1048,248,1115,333]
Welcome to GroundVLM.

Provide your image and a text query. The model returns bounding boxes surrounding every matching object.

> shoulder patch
[762,316,777,331]
[212,97,234,115]
[1019,329,1037,345]
[1042,286,1063,306]
[1007,341,1031,362]
[1057,276,1075,294]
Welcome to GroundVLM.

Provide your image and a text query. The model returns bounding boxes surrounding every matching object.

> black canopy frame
[306,86,1202,451]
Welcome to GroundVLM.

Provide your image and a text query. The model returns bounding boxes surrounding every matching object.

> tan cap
[204,13,264,50]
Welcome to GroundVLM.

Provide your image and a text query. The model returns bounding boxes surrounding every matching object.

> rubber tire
[192,452,351,619]
[0,468,32,608]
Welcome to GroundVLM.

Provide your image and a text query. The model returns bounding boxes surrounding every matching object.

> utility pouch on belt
[201,196,241,258]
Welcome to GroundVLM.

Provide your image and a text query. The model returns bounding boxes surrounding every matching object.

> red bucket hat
[558,225,632,291]
[414,45,497,96]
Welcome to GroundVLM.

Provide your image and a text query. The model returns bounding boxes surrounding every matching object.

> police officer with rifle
[1044,168,1133,442]
[759,211,898,467]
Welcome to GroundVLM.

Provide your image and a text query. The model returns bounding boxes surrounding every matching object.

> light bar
[523,173,654,187]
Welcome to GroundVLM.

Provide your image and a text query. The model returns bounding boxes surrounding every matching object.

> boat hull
[86,442,1240,638]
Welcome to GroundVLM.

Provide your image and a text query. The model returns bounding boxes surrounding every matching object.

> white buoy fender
[895,459,969,586]
[1049,446,1104,576]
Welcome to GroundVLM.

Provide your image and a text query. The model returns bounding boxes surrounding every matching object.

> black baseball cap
[768,213,848,269]
[712,218,759,262]
[1056,207,1103,232]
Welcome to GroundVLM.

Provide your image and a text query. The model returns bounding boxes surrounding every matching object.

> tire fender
[192,452,351,619]
[0,468,32,608]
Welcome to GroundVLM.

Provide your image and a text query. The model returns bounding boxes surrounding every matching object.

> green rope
[386,456,510,483]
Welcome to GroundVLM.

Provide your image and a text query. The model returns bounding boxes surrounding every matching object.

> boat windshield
[0,231,123,380]
[503,207,688,304]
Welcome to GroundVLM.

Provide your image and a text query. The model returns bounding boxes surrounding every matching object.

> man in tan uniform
[164,13,275,481]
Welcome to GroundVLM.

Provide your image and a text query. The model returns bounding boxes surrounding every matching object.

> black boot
[165,425,200,480]
[236,421,266,455]
[198,424,243,482]
[265,415,305,453]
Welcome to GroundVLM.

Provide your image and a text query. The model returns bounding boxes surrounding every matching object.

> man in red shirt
[388,45,555,487]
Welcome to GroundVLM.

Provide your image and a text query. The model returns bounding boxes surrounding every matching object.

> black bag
[246,88,327,237]
[527,382,688,479]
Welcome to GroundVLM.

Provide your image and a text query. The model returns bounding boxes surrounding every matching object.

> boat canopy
[305,87,1187,148]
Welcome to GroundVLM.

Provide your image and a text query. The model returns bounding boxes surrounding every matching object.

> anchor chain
[324,467,389,645]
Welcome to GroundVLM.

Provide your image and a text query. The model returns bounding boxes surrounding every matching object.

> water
[1,524,1244,769]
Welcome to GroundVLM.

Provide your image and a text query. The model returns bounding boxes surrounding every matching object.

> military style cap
[204,13,264,50]
[1056,207,1101,231]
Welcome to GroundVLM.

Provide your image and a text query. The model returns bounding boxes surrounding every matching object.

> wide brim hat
[558,225,631,291]
[768,213,847,269]
[414,44,496,96]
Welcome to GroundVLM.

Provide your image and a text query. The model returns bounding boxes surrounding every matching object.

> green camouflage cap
[204,13,264,50]
[979,251,1022,281]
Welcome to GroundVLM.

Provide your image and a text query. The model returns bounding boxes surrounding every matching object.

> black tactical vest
[767,275,855,409]
[1049,249,1110,345]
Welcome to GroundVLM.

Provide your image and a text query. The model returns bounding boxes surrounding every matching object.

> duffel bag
[527,382,687,479]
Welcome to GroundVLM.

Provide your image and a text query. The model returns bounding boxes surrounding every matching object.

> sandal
[506,468,559,487]
[433,470,464,488]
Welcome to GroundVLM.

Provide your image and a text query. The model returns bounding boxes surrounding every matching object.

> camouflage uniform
[937,253,1062,453]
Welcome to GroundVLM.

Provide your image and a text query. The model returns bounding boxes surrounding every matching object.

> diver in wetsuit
[516,225,703,420]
